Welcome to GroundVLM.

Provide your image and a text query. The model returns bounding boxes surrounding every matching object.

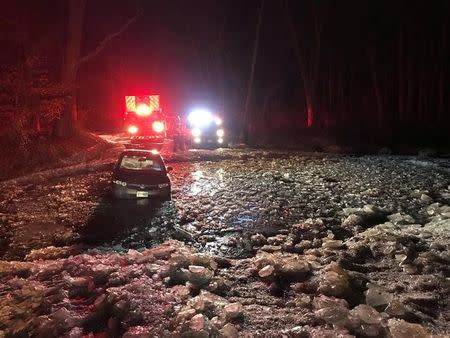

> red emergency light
[127,125,138,134]
[136,104,151,116]
[125,95,160,114]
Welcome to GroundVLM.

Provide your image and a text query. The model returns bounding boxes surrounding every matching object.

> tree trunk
[367,47,383,128]
[418,62,426,125]
[328,62,332,127]
[438,10,448,121]
[310,0,322,128]
[54,0,86,138]
[262,84,280,129]
[241,0,265,143]
[283,0,322,128]
[337,62,345,126]
[405,27,414,125]
[397,26,404,126]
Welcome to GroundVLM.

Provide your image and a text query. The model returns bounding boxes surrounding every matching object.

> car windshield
[119,155,163,171]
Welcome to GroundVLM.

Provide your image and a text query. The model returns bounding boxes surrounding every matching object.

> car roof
[120,149,162,158]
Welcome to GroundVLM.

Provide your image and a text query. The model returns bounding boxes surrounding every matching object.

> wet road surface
[0,149,449,261]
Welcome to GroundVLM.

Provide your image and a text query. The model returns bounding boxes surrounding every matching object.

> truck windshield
[120,155,163,171]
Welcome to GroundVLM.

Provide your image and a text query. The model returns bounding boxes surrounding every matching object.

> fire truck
[123,94,166,149]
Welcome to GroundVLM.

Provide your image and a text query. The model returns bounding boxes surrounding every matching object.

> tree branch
[77,10,140,68]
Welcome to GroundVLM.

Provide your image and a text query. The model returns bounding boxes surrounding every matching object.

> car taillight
[128,125,138,134]
[152,121,165,133]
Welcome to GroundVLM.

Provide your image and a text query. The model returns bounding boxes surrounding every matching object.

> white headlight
[191,128,201,137]
[188,109,213,127]
[215,117,222,126]
[127,125,138,134]
[216,129,224,137]
[194,137,201,144]
[217,138,223,144]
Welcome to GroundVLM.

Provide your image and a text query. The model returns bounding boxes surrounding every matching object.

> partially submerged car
[111,149,172,200]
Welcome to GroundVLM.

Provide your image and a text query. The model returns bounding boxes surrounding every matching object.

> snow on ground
[0,147,449,336]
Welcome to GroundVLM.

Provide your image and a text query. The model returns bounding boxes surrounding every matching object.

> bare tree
[55,0,140,138]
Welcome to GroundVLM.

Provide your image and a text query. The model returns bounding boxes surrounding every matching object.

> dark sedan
[111,149,172,200]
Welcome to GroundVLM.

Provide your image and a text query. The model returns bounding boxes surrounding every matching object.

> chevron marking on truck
[125,96,136,111]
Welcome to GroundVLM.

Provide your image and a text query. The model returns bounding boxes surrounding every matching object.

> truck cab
[123,94,166,149]
[186,109,225,148]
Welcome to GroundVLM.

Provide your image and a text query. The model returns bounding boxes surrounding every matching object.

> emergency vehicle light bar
[125,95,160,112]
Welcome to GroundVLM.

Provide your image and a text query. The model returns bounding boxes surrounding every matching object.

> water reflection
[189,167,225,196]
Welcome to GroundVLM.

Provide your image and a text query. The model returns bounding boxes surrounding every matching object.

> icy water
[1,150,449,260]
[1,149,450,336]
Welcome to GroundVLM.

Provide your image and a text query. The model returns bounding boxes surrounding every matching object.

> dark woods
[0,0,138,147]
[248,0,450,146]
[0,0,449,149]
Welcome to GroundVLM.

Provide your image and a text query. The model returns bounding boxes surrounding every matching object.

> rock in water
[343,214,364,227]
[278,257,310,281]
[260,245,282,252]
[250,233,267,246]
[322,239,344,249]
[420,194,433,203]
[223,302,243,321]
[188,265,214,286]
[314,306,349,325]
[190,314,206,330]
[171,285,191,301]
[387,319,429,338]
[365,284,393,309]
[385,301,407,317]
[387,213,415,225]
[258,265,275,278]
[350,304,382,325]
[312,295,349,310]
[317,263,350,297]
[177,308,196,322]
[220,323,239,338]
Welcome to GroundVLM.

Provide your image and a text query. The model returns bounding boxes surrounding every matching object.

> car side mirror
[167,166,173,173]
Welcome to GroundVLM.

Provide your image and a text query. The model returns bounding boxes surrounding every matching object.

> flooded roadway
[0,149,449,261]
